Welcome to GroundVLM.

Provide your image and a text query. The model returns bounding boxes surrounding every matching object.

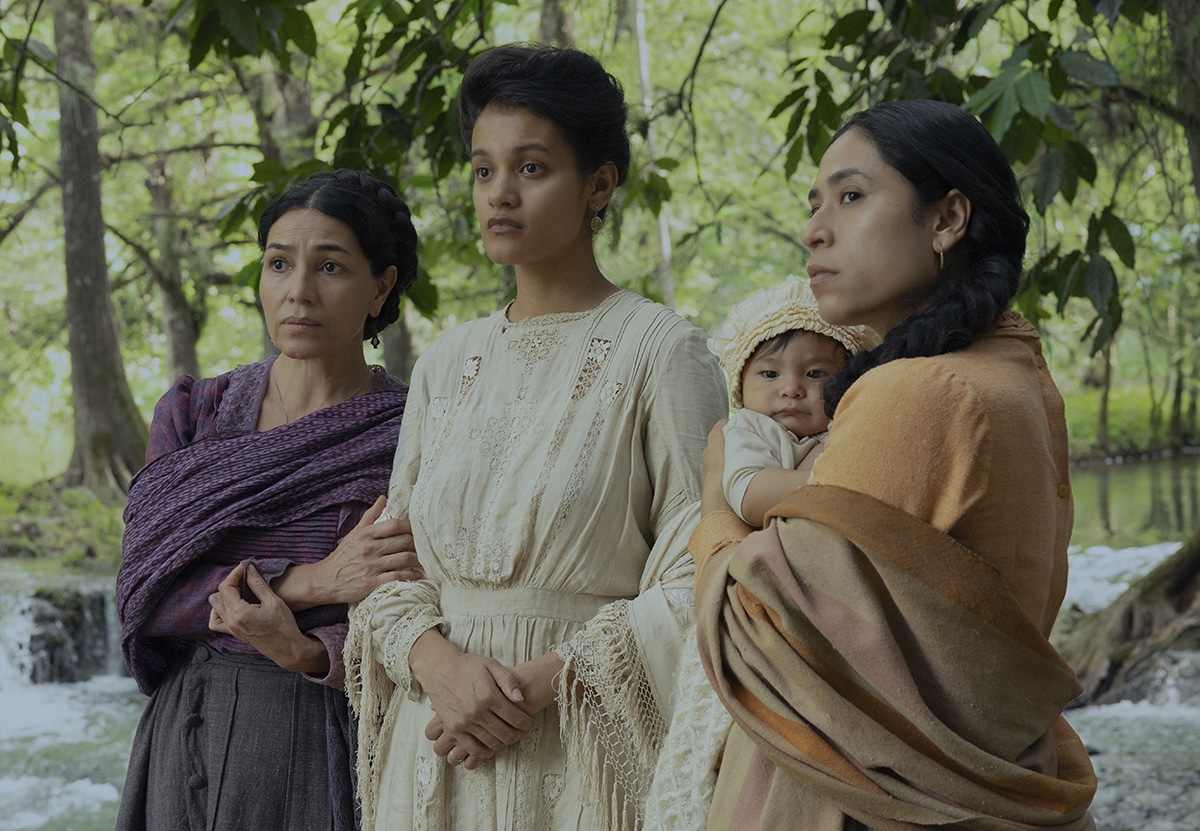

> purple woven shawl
[118,383,406,695]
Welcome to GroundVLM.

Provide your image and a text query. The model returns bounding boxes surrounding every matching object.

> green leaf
[164,0,200,38]
[232,259,261,290]
[405,269,439,316]
[769,86,805,120]
[282,8,317,56]
[964,66,1017,113]
[1047,102,1076,132]
[1062,140,1098,184]
[251,159,289,183]
[822,9,875,48]
[1083,254,1116,314]
[1102,209,1136,268]
[783,136,807,179]
[24,40,54,63]
[987,86,1019,140]
[1015,70,1051,120]
[1058,52,1119,87]
[188,9,222,68]
[1033,150,1062,212]
[216,0,260,56]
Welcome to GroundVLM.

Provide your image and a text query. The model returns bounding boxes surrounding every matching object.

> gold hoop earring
[937,246,945,272]
[590,214,604,233]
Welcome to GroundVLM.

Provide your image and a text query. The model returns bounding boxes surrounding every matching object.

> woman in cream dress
[344,44,727,831]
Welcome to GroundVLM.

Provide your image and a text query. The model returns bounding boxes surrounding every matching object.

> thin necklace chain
[272,367,374,425]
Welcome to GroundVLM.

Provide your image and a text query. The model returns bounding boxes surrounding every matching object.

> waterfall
[0,570,126,685]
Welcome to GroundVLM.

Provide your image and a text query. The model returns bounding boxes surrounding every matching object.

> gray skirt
[117,645,357,831]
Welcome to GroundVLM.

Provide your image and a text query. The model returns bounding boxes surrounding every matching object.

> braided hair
[457,43,631,219]
[822,100,1030,419]
[257,170,419,340]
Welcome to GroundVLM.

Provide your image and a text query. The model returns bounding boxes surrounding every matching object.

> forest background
[0,0,1197,505]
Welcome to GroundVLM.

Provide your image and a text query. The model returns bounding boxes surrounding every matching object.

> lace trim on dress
[642,628,732,830]
[345,581,446,831]
[552,599,668,831]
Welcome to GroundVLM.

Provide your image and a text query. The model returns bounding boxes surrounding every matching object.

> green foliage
[770,0,1171,354]
[0,480,124,567]
[1063,385,1162,456]
[0,9,54,170]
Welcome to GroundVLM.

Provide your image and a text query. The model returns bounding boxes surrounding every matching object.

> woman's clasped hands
[207,495,423,673]
[411,631,565,770]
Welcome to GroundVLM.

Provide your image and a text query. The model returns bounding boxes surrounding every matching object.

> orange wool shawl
[693,485,1096,830]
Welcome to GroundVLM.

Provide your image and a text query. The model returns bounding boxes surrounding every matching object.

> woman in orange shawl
[691,100,1096,830]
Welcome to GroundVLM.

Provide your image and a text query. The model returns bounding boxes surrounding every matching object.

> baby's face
[740,331,846,438]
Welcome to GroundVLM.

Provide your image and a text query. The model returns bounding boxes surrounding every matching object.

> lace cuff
[383,604,447,700]
[344,580,444,831]
[553,599,668,831]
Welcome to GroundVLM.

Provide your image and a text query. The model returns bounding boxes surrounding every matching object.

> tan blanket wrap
[694,485,1096,830]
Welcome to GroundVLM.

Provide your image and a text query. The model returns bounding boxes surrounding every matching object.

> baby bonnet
[708,276,879,407]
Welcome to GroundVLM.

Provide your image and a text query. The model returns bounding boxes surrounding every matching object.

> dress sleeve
[551,324,729,828]
[343,361,447,825]
[721,409,799,524]
[811,358,991,533]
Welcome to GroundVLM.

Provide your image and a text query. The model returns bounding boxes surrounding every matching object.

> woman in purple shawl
[116,170,421,831]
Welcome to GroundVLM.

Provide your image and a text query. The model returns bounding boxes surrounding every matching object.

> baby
[709,276,878,526]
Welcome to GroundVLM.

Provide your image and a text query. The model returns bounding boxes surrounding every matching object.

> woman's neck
[269,353,374,422]
[506,255,616,322]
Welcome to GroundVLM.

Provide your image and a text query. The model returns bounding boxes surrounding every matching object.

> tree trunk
[1170,358,1186,451]
[381,302,416,383]
[146,157,202,382]
[1187,358,1198,446]
[240,55,317,168]
[54,0,147,497]
[1166,0,1200,451]
[634,0,676,307]
[538,0,573,45]
[1097,343,1111,452]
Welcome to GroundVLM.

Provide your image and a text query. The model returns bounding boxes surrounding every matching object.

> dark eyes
[473,162,541,179]
[808,190,862,216]
[264,258,343,274]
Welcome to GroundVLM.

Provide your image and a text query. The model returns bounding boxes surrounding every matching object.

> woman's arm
[272,496,422,610]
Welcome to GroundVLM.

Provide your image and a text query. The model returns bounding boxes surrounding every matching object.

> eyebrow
[471,142,553,158]
[808,167,872,201]
[265,241,352,254]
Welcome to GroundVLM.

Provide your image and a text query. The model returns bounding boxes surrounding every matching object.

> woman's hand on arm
[208,562,329,675]
[273,496,423,610]
[410,629,534,766]
[701,419,735,517]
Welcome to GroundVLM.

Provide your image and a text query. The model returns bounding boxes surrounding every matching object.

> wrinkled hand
[411,632,533,768]
[701,418,733,515]
[275,496,422,610]
[425,651,563,770]
[208,562,326,674]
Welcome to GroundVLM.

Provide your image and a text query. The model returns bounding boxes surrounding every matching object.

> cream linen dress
[345,290,727,831]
